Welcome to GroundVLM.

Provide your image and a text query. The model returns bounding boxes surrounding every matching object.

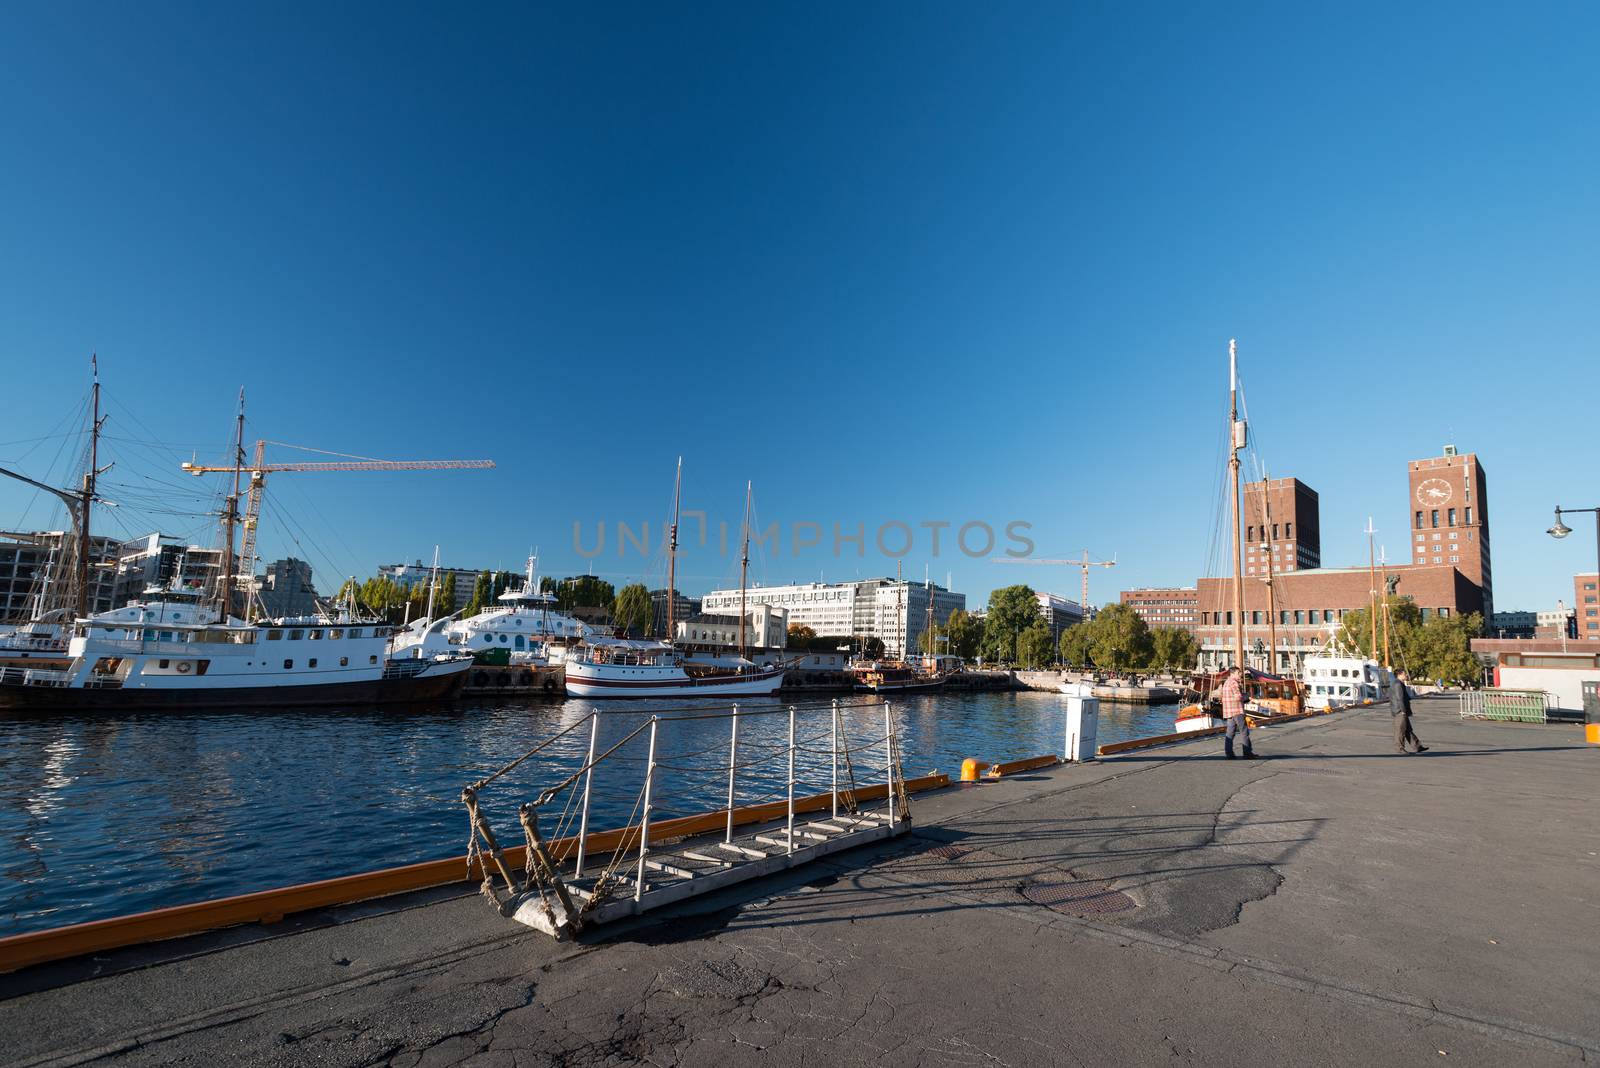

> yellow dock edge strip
[0,772,951,974]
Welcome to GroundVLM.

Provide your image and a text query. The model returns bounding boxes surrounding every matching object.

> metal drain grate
[925,844,973,861]
[1021,878,1137,916]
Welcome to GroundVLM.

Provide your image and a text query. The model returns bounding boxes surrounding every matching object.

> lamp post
[1548,508,1600,642]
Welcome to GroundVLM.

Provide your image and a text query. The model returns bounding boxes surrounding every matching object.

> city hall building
[1195,446,1491,673]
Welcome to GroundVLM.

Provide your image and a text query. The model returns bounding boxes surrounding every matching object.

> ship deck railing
[0,666,72,688]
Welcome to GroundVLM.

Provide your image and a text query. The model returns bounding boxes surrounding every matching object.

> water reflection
[0,691,1177,935]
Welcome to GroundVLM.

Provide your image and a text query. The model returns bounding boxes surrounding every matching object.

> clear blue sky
[2,4,1596,612]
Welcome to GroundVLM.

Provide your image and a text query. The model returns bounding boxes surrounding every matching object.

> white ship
[392,555,589,665]
[0,581,472,710]
[565,637,786,698]
[1302,654,1394,709]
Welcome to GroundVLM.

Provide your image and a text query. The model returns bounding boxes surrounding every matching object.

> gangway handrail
[459,696,909,938]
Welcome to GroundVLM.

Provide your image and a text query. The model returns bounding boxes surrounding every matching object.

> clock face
[1416,478,1453,506]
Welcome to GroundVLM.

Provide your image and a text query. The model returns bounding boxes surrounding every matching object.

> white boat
[565,637,786,698]
[0,581,472,710]
[1302,654,1393,709]
[392,555,589,665]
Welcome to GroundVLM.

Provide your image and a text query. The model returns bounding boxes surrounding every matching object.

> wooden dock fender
[0,773,951,974]
[986,754,1061,777]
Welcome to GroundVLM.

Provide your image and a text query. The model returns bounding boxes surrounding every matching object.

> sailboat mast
[1365,518,1378,658]
[1228,340,1246,672]
[75,357,102,621]
[739,481,750,659]
[219,390,245,619]
[1379,544,1392,667]
[1258,474,1278,674]
[666,457,681,643]
[426,545,441,620]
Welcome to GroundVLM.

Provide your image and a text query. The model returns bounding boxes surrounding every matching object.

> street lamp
[1548,506,1600,641]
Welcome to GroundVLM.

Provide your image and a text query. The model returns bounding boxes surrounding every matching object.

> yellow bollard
[1585,723,1599,746]
[960,758,990,782]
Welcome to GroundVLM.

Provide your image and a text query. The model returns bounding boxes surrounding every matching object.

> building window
[1251,611,1261,624]
[1464,508,1472,525]
[1439,608,1450,618]
[1280,611,1288,625]
[1420,609,1430,620]
[1285,523,1292,538]
[1272,524,1279,539]
[1415,511,1424,529]
[1294,610,1303,624]
[1431,510,1439,528]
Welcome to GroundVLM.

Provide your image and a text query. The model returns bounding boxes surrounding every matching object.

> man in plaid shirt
[1219,666,1254,759]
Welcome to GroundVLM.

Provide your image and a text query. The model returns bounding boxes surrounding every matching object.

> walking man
[1220,666,1254,759]
[1391,670,1427,754]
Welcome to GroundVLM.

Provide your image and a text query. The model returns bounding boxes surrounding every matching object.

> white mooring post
[830,698,840,820]
[1064,692,1100,762]
[636,716,659,902]
[725,703,740,844]
[884,700,896,825]
[574,712,600,878]
[786,705,797,855]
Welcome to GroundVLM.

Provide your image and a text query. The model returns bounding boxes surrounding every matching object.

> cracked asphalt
[3,697,1596,1066]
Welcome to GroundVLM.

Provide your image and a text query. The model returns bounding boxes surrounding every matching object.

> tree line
[1333,597,1482,686]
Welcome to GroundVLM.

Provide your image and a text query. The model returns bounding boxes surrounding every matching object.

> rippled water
[0,691,1179,935]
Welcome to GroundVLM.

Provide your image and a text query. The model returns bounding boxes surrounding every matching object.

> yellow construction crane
[182,435,494,615]
[990,550,1116,616]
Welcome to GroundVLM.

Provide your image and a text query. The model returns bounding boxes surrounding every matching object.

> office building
[1121,587,1199,630]
[1575,574,1598,639]
[699,578,965,658]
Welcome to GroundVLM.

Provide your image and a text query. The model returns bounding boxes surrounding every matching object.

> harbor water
[0,691,1180,937]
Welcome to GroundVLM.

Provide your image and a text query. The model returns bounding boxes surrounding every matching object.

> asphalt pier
[3,696,1595,1067]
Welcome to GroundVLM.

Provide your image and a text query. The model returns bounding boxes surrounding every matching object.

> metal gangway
[460,698,912,938]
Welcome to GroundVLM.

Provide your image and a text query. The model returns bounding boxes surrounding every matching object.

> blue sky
[2,4,1596,612]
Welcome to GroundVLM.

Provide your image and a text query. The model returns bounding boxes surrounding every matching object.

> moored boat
[850,659,945,694]
[564,637,786,698]
[0,582,471,711]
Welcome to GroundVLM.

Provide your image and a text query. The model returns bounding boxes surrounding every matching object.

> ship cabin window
[284,659,294,669]
[1448,508,1457,526]
[309,629,324,640]
[195,660,209,675]
[1415,511,1424,529]
[309,658,318,668]
[369,655,378,665]
[159,659,169,669]
[329,629,343,639]
[340,656,349,666]
[267,630,283,641]
[289,630,304,640]
[348,628,364,638]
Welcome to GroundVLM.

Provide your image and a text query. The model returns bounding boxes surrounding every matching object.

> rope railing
[458,697,909,935]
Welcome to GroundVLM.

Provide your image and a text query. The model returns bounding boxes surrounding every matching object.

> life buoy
[542,675,557,693]
[176,662,193,675]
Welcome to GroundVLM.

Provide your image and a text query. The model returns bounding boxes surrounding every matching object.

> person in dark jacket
[1391,670,1428,754]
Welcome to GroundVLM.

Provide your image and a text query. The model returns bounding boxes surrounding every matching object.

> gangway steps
[510,804,907,937]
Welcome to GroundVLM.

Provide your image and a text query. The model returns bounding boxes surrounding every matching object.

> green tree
[979,585,1038,665]
[462,570,493,617]
[1150,628,1200,671]
[433,572,457,617]
[1085,603,1154,672]
[787,623,817,648]
[1058,623,1092,667]
[613,583,651,636]
[917,624,944,655]
[554,575,615,611]
[943,609,984,660]
[1017,622,1056,669]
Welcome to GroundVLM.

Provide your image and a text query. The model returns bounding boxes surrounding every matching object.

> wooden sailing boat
[565,461,787,698]
[1175,341,1303,732]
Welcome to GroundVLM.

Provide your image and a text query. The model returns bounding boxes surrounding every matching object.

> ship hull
[0,665,470,712]
[565,664,786,699]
